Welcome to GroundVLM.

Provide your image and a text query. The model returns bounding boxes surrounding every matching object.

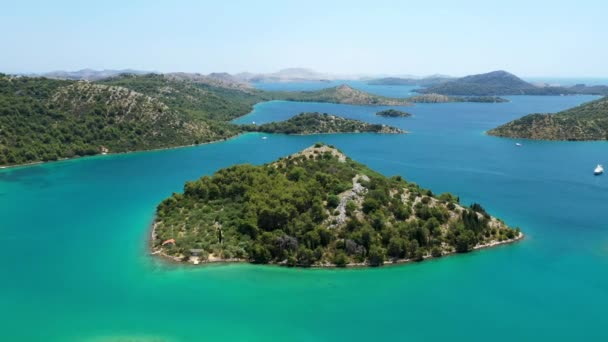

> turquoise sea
[1,83,607,341]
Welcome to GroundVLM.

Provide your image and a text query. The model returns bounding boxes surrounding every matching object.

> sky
[1,0,607,77]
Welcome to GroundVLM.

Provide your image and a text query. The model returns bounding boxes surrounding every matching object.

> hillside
[487,96,608,140]
[246,113,405,135]
[407,93,509,103]
[99,73,264,121]
[152,144,521,267]
[0,73,425,167]
[0,76,237,166]
[417,70,571,96]
[276,84,411,105]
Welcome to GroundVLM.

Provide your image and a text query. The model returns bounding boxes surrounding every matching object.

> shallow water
[1,84,607,341]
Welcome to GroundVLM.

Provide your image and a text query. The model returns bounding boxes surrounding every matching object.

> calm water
[1,83,607,341]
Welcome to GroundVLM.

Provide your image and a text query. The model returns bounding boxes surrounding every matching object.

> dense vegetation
[0,73,418,167]
[0,75,238,166]
[99,73,264,122]
[244,113,404,135]
[152,144,521,267]
[407,94,508,103]
[416,71,608,96]
[375,109,412,117]
[488,96,608,140]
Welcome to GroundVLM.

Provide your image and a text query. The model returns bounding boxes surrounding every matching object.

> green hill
[152,144,521,267]
[488,96,608,140]
[245,112,405,135]
[99,73,264,121]
[417,70,570,96]
[274,84,411,106]
[0,75,237,166]
[1,73,421,167]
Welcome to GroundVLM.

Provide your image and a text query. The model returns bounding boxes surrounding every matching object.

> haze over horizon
[2,0,607,78]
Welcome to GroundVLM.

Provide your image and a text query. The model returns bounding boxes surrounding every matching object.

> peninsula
[152,144,522,267]
[488,96,608,140]
[245,113,405,135]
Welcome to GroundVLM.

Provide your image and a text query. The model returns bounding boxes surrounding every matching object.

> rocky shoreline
[150,216,524,268]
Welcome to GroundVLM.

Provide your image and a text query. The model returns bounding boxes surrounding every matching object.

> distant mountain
[165,72,252,91]
[488,96,608,140]
[234,68,365,83]
[422,71,608,96]
[368,75,454,86]
[419,70,533,95]
[40,69,152,81]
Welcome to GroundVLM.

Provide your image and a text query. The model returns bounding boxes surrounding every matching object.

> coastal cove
[1,85,608,341]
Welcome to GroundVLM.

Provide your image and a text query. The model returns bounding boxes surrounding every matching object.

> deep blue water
[1,82,607,341]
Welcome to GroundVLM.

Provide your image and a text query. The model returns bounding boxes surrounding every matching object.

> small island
[151,144,522,267]
[488,96,608,140]
[376,109,412,118]
[245,112,405,135]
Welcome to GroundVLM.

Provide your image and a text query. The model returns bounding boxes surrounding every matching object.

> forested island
[0,74,413,167]
[376,109,412,117]
[245,113,405,135]
[152,144,522,267]
[488,96,608,140]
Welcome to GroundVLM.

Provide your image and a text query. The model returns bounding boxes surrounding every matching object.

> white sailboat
[594,164,604,175]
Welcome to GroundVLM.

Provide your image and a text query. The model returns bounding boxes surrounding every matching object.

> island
[415,70,594,96]
[275,84,411,106]
[488,96,608,140]
[375,109,412,117]
[151,144,522,267]
[245,113,405,135]
[407,93,508,103]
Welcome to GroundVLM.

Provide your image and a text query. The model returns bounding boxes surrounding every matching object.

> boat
[261,136,268,140]
[515,143,522,147]
[594,164,604,175]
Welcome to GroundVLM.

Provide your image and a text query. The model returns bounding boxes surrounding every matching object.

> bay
[1,83,606,341]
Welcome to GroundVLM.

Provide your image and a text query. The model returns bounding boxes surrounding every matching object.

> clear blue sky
[1,0,606,77]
